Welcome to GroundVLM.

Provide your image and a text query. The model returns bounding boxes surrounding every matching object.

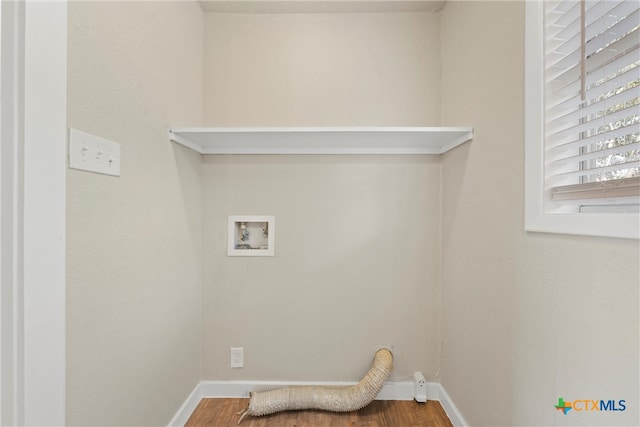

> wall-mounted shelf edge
[169,127,474,155]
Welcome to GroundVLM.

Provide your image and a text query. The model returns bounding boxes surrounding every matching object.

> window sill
[525,211,639,240]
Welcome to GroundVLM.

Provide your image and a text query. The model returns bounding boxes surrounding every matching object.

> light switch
[68,128,120,176]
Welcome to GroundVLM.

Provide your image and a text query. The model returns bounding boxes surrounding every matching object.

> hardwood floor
[185,398,454,427]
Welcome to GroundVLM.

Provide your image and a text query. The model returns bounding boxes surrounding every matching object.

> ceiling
[198,1,447,14]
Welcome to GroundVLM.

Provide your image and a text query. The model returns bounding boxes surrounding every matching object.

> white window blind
[544,0,640,209]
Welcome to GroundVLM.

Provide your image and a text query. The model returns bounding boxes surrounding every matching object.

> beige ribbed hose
[237,348,393,424]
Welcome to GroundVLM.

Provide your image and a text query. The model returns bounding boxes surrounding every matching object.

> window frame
[524,0,639,240]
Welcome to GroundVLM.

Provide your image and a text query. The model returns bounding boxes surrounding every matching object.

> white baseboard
[438,384,469,427]
[167,384,203,427]
[168,380,467,427]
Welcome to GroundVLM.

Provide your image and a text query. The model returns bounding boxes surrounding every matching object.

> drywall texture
[440,2,639,426]
[200,10,443,383]
[202,155,441,382]
[66,2,203,425]
[204,11,440,126]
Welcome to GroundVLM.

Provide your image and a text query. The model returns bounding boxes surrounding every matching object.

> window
[525,0,640,239]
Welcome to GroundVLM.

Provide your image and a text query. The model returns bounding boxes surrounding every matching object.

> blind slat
[549,58,639,105]
[581,27,639,72]
[584,8,640,56]
[546,1,581,29]
[545,27,639,82]
[547,84,640,125]
[547,103,639,138]
[547,44,639,92]
[547,13,638,72]
[551,141,640,165]
[548,1,632,63]
[552,0,619,40]
[550,122,640,150]
[552,177,640,200]
[549,160,640,184]
[547,0,603,29]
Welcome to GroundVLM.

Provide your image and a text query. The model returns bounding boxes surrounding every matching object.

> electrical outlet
[230,347,244,368]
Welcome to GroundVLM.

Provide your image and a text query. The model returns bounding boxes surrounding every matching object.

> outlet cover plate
[230,347,244,368]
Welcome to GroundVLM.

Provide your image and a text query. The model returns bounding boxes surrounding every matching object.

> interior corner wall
[200,12,443,382]
[66,2,204,425]
[440,2,639,426]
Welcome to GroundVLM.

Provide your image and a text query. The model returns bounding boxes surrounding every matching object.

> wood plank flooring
[185,398,454,427]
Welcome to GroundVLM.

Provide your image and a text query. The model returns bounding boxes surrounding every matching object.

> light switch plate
[68,128,120,176]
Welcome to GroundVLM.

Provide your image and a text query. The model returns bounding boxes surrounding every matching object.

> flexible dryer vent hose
[238,348,393,424]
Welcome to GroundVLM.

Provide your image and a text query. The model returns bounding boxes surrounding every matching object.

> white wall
[202,155,441,381]
[66,2,204,425]
[440,2,639,426]
[204,12,440,126]
[201,11,443,382]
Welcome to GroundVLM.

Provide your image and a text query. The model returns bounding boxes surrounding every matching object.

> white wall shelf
[169,127,473,155]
